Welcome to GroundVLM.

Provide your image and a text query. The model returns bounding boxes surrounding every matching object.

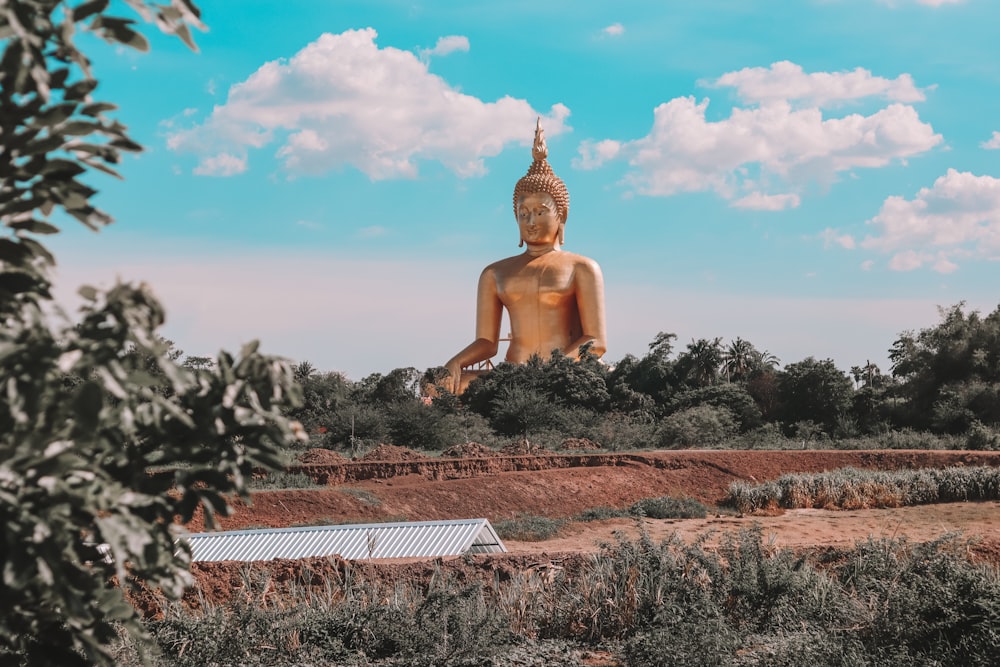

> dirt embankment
[157,449,1000,617]
[195,449,1000,532]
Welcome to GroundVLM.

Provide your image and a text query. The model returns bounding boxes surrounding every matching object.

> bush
[113,532,1000,666]
[575,506,630,521]
[629,496,708,519]
[966,420,1000,451]
[493,515,565,541]
[726,466,1000,513]
[656,405,738,447]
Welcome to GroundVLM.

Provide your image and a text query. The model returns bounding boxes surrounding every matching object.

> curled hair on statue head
[513,118,570,225]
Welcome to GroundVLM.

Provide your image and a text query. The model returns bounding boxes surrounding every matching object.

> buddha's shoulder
[558,251,602,269]
[483,251,602,278]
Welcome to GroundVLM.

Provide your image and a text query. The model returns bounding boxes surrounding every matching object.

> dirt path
[504,501,1000,554]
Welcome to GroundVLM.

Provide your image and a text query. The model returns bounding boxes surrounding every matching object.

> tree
[656,404,739,448]
[0,3,303,664]
[676,337,723,388]
[721,337,755,383]
[777,357,853,434]
[668,384,763,432]
[889,303,1000,432]
[461,352,608,438]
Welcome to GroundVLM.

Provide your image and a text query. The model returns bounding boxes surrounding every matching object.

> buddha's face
[517,192,562,247]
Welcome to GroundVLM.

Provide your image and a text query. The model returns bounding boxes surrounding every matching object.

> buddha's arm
[444,268,502,392]
[564,258,607,359]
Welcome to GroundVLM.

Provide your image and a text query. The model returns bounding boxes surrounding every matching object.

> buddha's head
[513,119,569,245]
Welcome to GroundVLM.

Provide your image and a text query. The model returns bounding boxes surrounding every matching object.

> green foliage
[890,302,1000,432]
[669,383,763,432]
[463,353,610,437]
[0,2,306,664]
[144,573,515,667]
[966,420,1000,451]
[777,357,853,433]
[575,505,630,521]
[493,514,565,541]
[111,532,1000,666]
[584,411,658,451]
[676,337,724,388]
[656,404,739,447]
[842,536,1000,665]
[629,496,708,519]
[727,465,1000,513]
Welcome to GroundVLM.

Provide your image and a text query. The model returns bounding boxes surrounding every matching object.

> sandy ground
[504,502,1000,555]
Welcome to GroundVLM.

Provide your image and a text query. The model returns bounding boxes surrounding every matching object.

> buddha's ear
[518,235,524,248]
[558,221,565,246]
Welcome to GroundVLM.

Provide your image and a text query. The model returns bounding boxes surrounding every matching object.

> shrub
[726,466,1000,513]
[575,506,630,521]
[113,532,1000,666]
[493,515,565,541]
[966,420,1000,451]
[629,496,708,519]
[656,405,739,448]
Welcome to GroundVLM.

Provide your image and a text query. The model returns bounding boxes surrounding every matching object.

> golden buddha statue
[444,119,607,393]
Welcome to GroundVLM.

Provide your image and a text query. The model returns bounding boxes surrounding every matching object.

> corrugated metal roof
[182,518,507,562]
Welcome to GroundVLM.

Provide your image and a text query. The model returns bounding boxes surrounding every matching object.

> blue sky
[50,0,1000,379]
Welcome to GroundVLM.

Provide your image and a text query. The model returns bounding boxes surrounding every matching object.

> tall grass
[727,465,1000,514]
[114,528,1000,666]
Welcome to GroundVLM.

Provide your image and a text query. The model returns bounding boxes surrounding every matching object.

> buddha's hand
[444,359,463,394]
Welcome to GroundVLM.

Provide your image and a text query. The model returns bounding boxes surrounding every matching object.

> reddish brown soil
[174,449,1000,613]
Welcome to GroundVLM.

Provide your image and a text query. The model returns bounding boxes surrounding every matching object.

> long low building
[182,518,507,562]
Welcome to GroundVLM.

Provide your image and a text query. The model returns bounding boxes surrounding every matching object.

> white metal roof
[182,518,507,562]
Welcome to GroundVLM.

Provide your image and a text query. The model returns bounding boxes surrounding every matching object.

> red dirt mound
[359,444,428,462]
[559,437,602,451]
[441,442,498,458]
[295,448,347,465]
[500,439,552,455]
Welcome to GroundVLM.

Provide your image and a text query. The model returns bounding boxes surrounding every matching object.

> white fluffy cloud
[732,192,801,211]
[712,61,925,107]
[167,28,569,179]
[982,131,1000,150]
[575,62,940,208]
[603,23,625,37]
[192,152,247,176]
[858,169,1000,271]
[418,35,470,60]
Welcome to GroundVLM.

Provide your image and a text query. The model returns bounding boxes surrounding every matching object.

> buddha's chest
[496,261,576,308]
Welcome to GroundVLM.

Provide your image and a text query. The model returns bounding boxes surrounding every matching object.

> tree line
[287,301,1000,452]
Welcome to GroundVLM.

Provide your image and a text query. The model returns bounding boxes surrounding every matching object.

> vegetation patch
[629,495,709,519]
[248,471,320,491]
[727,465,1000,514]
[110,530,1000,666]
[493,514,566,541]
[577,496,709,522]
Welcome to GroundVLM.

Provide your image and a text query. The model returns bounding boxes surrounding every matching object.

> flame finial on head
[531,117,548,162]
[513,117,569,224]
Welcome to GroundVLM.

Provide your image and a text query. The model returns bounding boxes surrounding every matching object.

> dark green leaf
[0,239,31,264]
[73,382,104,432]
[61,121,102,136]
[8,219,60,235]
[80,102,117,116]
[40,159,87,177]
[73,0,111,23]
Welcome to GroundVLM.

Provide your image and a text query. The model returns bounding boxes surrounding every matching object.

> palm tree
[684,337,723,387]
[721,337,756,382]
[752,349,780,371]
